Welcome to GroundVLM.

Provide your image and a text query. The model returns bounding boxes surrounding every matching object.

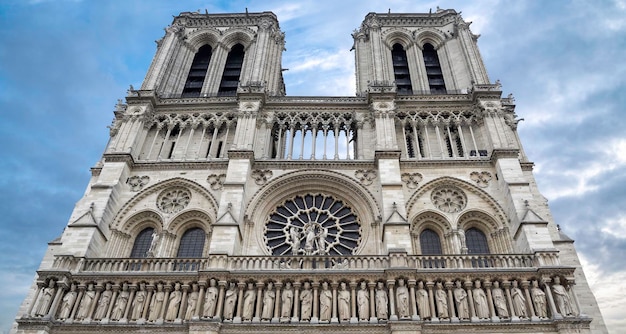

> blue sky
[1,0,625,333]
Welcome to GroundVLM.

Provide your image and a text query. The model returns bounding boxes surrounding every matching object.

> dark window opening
[420,229,443,255]
[182,45,212,98]
[176,228,206,258]
[392,44,413,95]
[216,141,223,157]
[218,44,244,96]
[466,228,490,254]
[130,227,154,258]
[422,43,446,94]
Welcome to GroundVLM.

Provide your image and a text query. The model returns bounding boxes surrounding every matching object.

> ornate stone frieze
[251,169,273,185]
[157,187,191,214]
[431,186,467,213]
[355,169,376,186]
[401,172,422,189]
[470,171,492,188]
[207,173,226,190]
[127,175,150,191]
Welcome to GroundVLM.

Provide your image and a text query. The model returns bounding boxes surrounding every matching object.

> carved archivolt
[157,188,191,214]
[470,171,492,188]
[431,186,466,213]
[127,175,150,192]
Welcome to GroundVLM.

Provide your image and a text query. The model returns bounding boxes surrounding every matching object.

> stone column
[465,281,478,322]
[46,282,66,320]
[568,280,583,317]
[427,282,437,322]
[86,284,103,322]
[349,282,358,323]
[68,285,85,323]
[253,282,264,323]
[272,282,282,323]
[292,282,301,323]
[214,281,226,321]
[503,281,519,322]
[159,284,171,324]
[234,282,245,323]
[26,283,43,317]
[408,279,419,320]
[484,281,498,322]
[445,281,457,322]
[311,282,319,324]
[543,278,561,319]
[522,281,538,321]
[103,285,119,323]
[330,282,338,323]
[368,282,377,323]
[194,282,205,320]
[122,285,136,323]
[141,285,154,322]
[178,284,189,323]
[387,280,397,321]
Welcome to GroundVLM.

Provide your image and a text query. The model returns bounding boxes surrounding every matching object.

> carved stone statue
[357,281,369,321]
[93,283,113,320]
[396,278,410,318]
[511,280,527,318]
[338,282,350,321]
[131,283,146,320]
[319,282,332,322]
[57,283,77,320]
[35,280,55,317]
[531,280,548,318]
[300,282,313,321]
[552,277,574,316]
[165,283,182,321]
[110,283,129,321]
[242,282,256,321]
[203,279,218,318]
[223,282,237,320]
[148,283,165,321]
[454,281,469,319]
[473,280,489,319]
[289,227,301,255]
[416,281,430,319]
[305,225,316,253]
[184,283,199,320]
[435,282,448,318]
[76,283,95,320]
[491,281,509,318]
[281,282,294,319]
[318,227,328,255]
[375,281,388,320]
[261,282,275,321]
[147,231,160,257]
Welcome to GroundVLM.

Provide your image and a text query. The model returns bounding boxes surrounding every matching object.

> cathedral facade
[14,9,607,334]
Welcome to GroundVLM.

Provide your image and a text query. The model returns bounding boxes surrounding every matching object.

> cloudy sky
[1,0,625,333]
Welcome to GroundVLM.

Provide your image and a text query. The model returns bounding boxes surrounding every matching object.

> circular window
[264,194,361,256]
[431,186,467,213]
[157,187,191,214]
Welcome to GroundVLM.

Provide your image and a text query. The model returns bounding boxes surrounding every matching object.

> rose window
[157,187,191,214]
[431,186,467,213]
[264,194,361,256]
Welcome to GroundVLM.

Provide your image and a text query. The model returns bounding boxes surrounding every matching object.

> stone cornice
[490,149,521,161]
[253,160,377,170]
[131,160,230,171]
[173,11,279,29]
[399,158,491,168]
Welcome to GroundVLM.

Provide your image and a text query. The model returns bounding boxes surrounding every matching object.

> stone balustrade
[51,252,558,274]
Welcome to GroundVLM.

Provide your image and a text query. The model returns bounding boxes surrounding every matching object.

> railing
[52,252,560,274]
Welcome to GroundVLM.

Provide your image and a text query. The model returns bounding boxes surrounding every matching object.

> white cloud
[286,49,353,73]
[269,3,305,22]
[600,214,626,240]
[580,255,626,333]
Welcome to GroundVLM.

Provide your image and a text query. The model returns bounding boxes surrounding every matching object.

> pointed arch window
[422,43,446,94]
[182,45,212,98]
[391,43,413,95]
[466,228,490,254]
[176,227,206,258]
[420,229,443,255]
[130,227,154,258]
[218,43,245,96]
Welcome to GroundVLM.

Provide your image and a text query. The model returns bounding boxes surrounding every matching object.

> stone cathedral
[14,8,608,334]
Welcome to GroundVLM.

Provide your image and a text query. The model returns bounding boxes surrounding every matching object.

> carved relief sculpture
[338,282,350,321]
[57,283,77,320]
[416,281,430,319]
[281,282,294,319]
[203,279,218,318]
[491,281,509,318]
[156,188,191,214]
[454,281,469,319]
[261,282,275,321]
[93,283,113,320]
[34,280,55,317]
[435,282,449,318]
[473,280,489,319]
[76,283,95,321]
[242,283,256,321]
[165,283,182,321]
[431,186,467,213]
[223,282,238,320]
[185,283,199,320]
[552,277,574,316]
[148,283,165,321]
[300,282,313,321]
[357,281,369,321]
[110,283,129,321]
[375,281,388,320]
[396,278,410,319]
[319,282,332,322]
[511,280,527,318]
[531,280,548,318]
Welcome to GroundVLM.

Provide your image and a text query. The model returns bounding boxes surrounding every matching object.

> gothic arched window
[466,228,490,254]
[182,45,212,98]
[176,227,206,257]
[422,43,446,94]
[420,229,443,255]
[218,43,245,96]
[130,227,154,258]
[391,43,413,95]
